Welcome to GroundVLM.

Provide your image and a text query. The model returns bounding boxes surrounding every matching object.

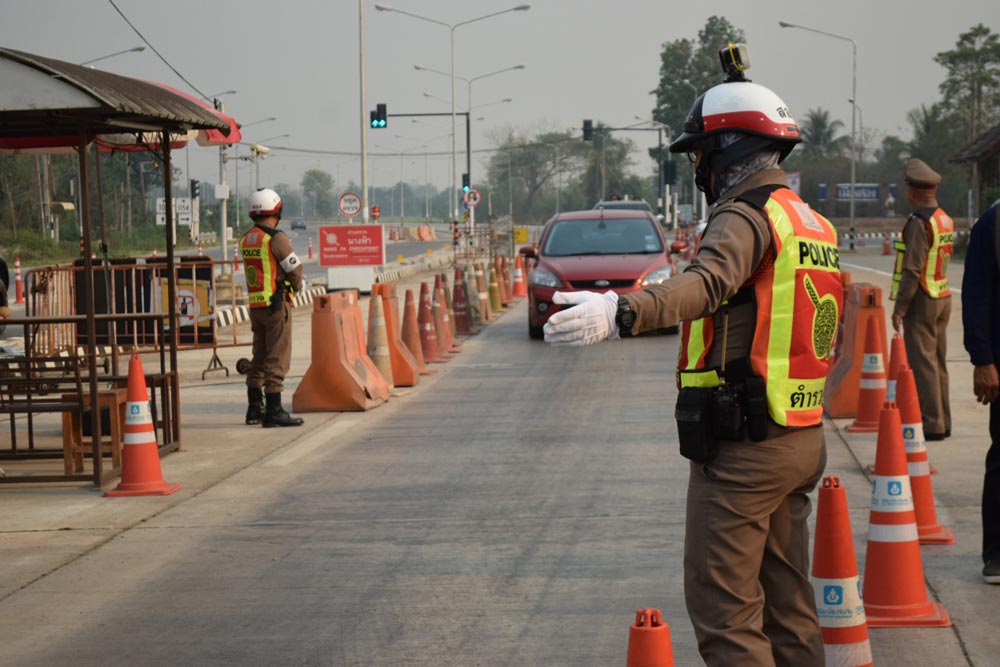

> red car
[520,209,680,339]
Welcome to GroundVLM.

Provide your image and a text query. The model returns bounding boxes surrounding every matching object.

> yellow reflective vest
[890,208,953,300]
[241,226,279,309]
[677,187,842,427]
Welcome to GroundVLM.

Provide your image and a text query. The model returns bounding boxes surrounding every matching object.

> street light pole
[780,20,857,249]
[79,45,144,66]
[375,3,530,225]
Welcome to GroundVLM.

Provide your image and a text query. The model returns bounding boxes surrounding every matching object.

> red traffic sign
[338,192,362,218]
[463,188,481,207]
[371,205,381,220]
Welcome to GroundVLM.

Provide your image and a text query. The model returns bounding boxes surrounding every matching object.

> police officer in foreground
[240,188,305,428]
[545,45,842,666]
[890,158,953,440]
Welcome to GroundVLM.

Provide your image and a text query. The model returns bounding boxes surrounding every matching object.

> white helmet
[248,188,283,219]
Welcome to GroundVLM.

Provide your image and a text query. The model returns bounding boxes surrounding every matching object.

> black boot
[263,392,304,428]
[245,387,265,425]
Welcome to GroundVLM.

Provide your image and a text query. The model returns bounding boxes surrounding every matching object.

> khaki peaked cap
[904,158,941,187]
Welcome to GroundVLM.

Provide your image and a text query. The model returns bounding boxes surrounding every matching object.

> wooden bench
[0,355,85,454]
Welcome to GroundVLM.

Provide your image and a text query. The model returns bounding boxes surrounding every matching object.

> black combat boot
[245,387,265,425]
[262,392,304,428]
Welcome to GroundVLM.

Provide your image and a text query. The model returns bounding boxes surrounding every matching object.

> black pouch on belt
[744,375,768,442]
[676,386,717,463]
[712,383,743,441]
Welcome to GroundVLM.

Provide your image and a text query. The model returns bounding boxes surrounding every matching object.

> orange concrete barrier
[862,404,951,627]
[897,367,954,544]
[402,288,435,376]
[292,291,390,412]
[847,316,887,432]
[824,284,887,419]
[105,354,180,497]
[812,476,873,667]
[372,283,419,387]
[626,608,675,667]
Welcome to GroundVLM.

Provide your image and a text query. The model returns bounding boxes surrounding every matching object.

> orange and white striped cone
[847,316,886,432]
[897,367,953,544]
[862,403,951,627]
[886,332,909,402]
[625,608,675,667]
[233,242,242,271]
[812,476,873,667]
[105,354,180,497]
[452,267,475,336]
[418,282,446,363]
[308,236,313,260]
[511,254,527,298]
[402,288,435,376]
[432,276,458,356]
[13,257,24,305]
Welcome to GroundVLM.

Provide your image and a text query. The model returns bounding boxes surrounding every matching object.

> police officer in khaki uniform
[890,158,953,439]
[240,188,304,428]
[544,48,842,666]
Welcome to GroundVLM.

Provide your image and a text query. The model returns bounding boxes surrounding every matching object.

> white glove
[543,290,620,346]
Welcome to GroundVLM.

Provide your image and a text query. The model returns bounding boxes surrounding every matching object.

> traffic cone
[308,236,313,260]
[811,476,873,667]
[897,367,954,544]
[862,403,951,627]
[882,232,893,256]
[512,254,527,297]
[233,242,242,271]
[475,262,493,322]
[886,332,909,402]
[372,284,419,387]
[453,267,475,335]
[464,263,483,327]
[198,242,204,256]
[625,608,675,667]
[367,294,395,391]
[441,272,458,340]
[502,256,514,304]
[418,282,445,363]
[105,354,180,497]
[433,274,459,354]
[402,289,435,375]
[847,316,886,432]
[13,257,24,305]
[496,256,511,306]
[488,265,504,314]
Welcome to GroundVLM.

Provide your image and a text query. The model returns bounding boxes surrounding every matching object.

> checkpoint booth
[0,47,237,486]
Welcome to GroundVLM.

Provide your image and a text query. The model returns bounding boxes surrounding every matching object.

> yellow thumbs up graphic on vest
[804,274,838,359]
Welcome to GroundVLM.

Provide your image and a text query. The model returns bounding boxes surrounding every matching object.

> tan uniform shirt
[624,168,785,369]
[892,204,937,318]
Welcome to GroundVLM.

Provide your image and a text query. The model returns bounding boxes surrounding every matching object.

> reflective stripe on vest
[241,228,278,309]
[890,209,953,300]
[674,188,842,427]
[677,316,715,388]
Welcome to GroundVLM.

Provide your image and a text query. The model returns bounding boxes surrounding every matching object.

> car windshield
[543,217,663,256]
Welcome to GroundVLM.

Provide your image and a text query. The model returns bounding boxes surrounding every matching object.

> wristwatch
[615,297,636,337]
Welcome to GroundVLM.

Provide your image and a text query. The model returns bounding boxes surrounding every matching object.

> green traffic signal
[462,173,470,192]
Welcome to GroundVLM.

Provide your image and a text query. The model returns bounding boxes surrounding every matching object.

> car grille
[567,279,636,289]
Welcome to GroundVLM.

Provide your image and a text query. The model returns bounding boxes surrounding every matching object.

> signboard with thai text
[835,183,880,202]
[318,225,385,267]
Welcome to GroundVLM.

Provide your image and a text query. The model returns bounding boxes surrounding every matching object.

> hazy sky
[3,0,997,199]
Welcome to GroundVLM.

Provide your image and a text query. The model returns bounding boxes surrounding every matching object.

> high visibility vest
[677,187,842,427]
[241,226,278,309]
[890,208,953,300]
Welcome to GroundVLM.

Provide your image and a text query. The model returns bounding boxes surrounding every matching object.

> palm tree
[798,108,850,161]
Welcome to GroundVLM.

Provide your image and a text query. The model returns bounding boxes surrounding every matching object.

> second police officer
[544,45,843,666]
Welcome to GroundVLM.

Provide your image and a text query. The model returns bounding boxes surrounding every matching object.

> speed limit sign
[463,188,481,207]
[338,192,362,218]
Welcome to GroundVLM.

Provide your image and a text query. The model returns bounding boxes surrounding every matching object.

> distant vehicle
[519,209,681,339]
[290,218,307,230]
[593,199,654,214]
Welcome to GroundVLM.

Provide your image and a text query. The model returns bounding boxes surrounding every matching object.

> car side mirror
[519,245,537,259]
[670,240,689,255]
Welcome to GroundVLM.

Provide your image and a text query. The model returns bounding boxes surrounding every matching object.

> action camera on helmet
[719,43,751,82]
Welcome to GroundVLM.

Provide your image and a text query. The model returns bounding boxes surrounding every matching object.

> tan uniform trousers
[248,301,292,394]
[685,425,827,667]
[902,292,951,435]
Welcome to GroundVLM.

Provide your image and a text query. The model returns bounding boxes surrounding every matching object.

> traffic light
[582,119,593,141]
[662,160,677,183]
[370,103,387,129]
[190,179,200,199]
[462,173,470,192]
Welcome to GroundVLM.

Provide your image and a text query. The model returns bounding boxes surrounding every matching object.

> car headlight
[530,268,564,289]
[642,266,673,286]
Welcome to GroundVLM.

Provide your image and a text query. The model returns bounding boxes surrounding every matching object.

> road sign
[338,192,362,218]
[463,188,481,207]
[371,205,381,220]
[318,225,385,267]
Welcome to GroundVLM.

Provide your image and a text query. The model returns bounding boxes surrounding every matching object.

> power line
[107,0,209,101]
